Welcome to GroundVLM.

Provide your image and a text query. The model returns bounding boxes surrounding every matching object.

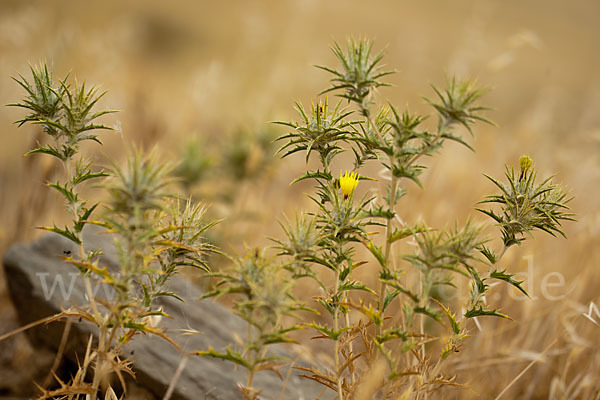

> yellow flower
[519,154,533,181]
[339,170,359,199]
[519,154,533,173]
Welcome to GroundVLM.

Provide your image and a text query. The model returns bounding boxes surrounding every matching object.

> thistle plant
[273,38,574,399]
[10,63,114,248]
[10,64,217,399]
[478,154,574,249]
[175,127,277,198]
[174,136,213,192]
[196,249,306,399]
[5,45,575,400]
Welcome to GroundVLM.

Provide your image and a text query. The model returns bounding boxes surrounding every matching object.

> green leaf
[338,280,376,295]
[38,224,81,245]
[73,170,109,185]
[441,132,474,151]
[339,265,352,281]
[388,225,429,243]
[464,305,512,320]
[383,289,399,311]
[490,269,529,297]
[431,299,461,334]
[476,208,503,224]
[364,240,386,268]
[391,164,423,188]
[376,328,409,344]
[47,182,78,204]
[65,259,109,278]
[261,331,298,345]
[465,264,487,294]
[25,145,64,160]
[414,306,441,322]
[478,244,497,264]
[141,284,151,307]
[195,346,252,370]
[154,291,185,302]
[383,281,419,303]
[74,203,99,233]
[305,321,350,341]
[361,205,395,220]
[291,170,333,184]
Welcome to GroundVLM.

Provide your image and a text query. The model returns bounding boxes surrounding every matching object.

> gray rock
[3,230,323,400]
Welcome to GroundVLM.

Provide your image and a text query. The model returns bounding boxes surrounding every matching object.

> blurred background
[1,0,599,398]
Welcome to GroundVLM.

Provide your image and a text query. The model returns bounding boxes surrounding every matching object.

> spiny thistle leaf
[414,306,442,322]
[195,346,252,370]
[431,298,461,334]
[490,269,529,297]
[25,144,64,160]
[305,321,350,341]
[38,224,81,245]
[478,244,497,264]
[47,181,78,204]
[464,305,512,320]
[376,328,409,344]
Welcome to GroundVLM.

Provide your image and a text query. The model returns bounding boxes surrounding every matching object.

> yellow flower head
[519,154,533,181]
[519,154,533,173]
[339,170,359,199]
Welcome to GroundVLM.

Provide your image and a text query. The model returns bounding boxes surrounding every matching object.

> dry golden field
[1,1,599,398]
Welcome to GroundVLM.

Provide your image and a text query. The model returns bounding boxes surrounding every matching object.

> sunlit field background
[1,1,599,398]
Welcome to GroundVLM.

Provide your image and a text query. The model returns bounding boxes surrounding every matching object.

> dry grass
[1,1,599,398]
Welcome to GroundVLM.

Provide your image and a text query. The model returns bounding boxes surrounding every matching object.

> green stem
[63,158,105,400]
[90,325,107,400]
[333,268,343,400]
[62,159,101,316]
[364,113,398,336]
[419,272,432,362]
[496,245,509,264]
[343,300,356,386]
[338,239,356,387]
[365,110,385,143]
[62,158,85,257]
[378,170,398,335]
[247,322,256,389]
